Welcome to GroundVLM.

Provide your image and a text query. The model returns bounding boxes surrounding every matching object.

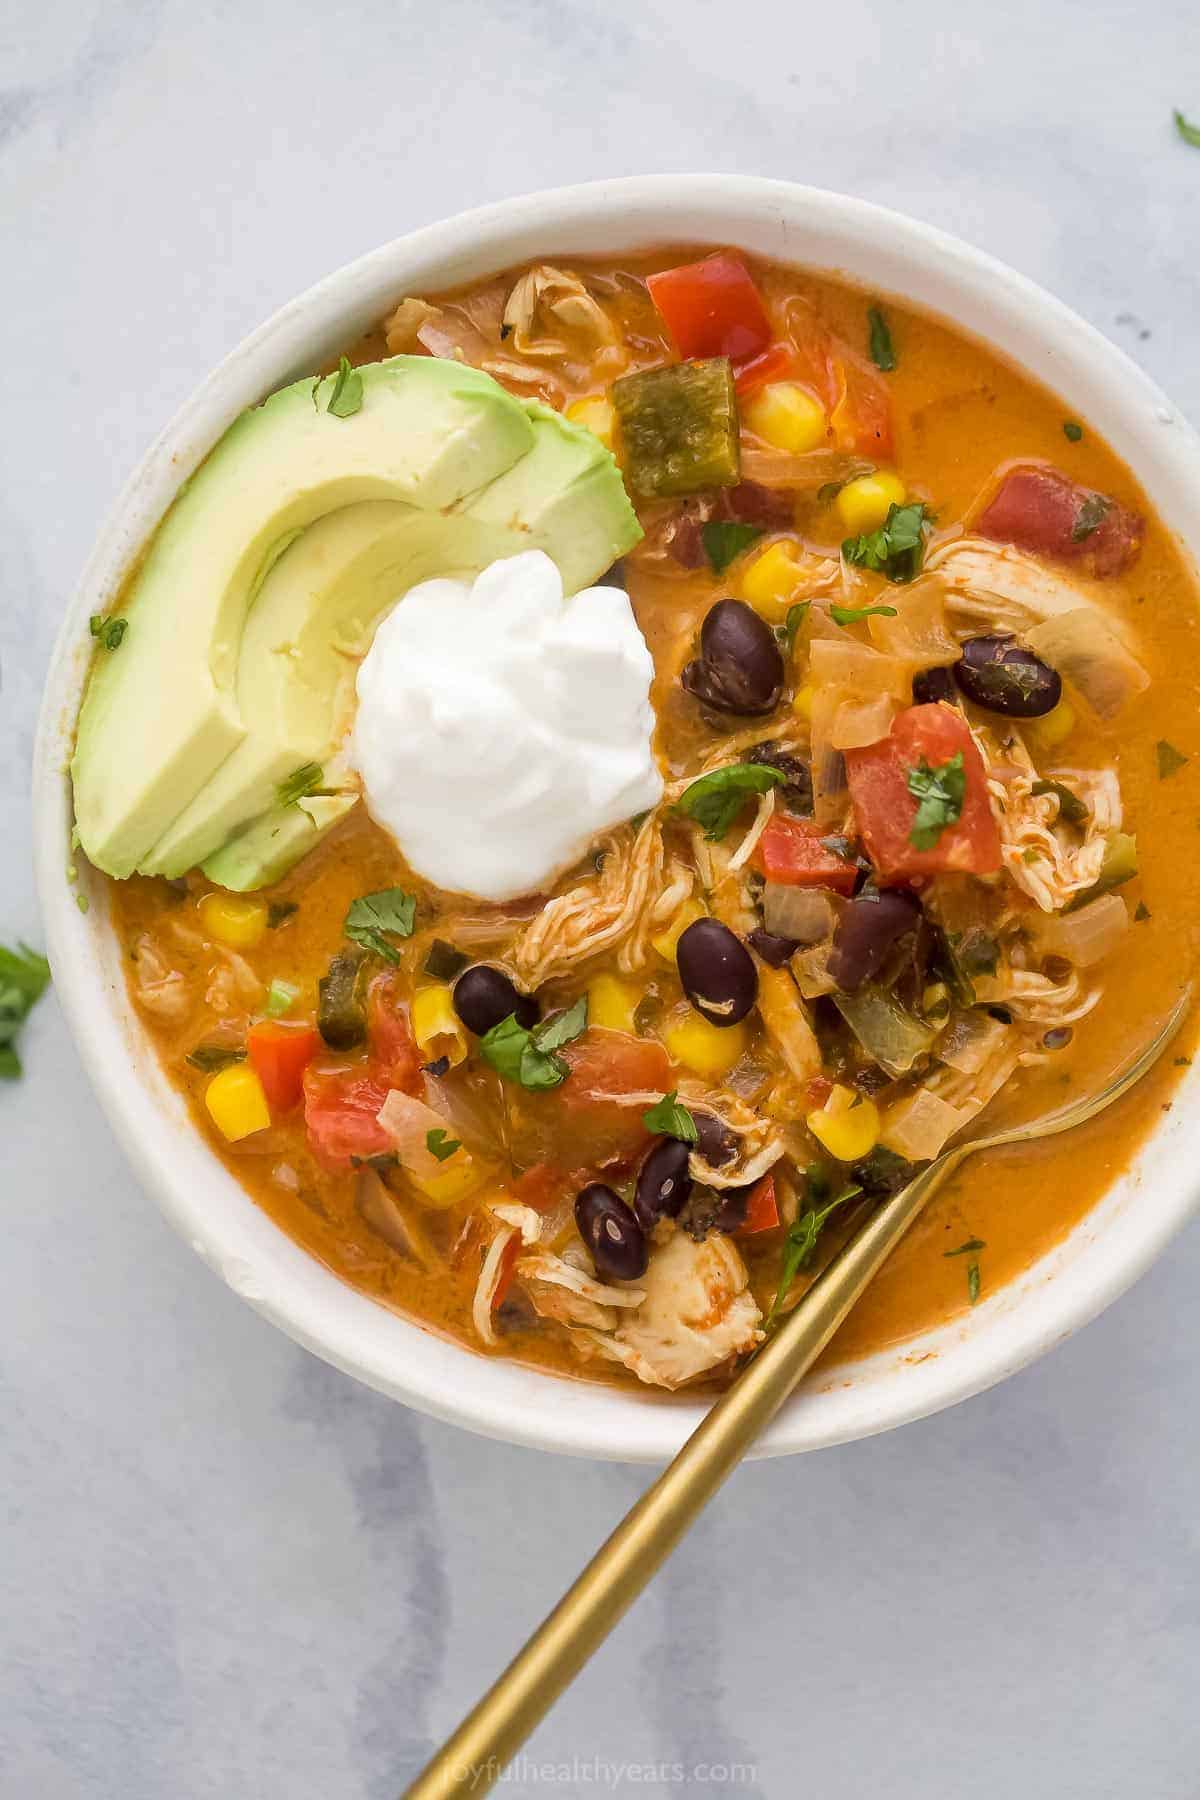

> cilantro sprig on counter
[0,943,51,1079]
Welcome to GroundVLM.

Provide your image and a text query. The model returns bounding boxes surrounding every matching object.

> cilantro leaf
[766,1166,861,1325]
[265,979,299,1018]
[700,520,763,573]
[480,996,589,1091]
[1063,420,1083,442]
[89,615,128,651]
[906,751,965,850]
[343,887,416,963]
[674,762,785,842]
[185,1041,247,1072]
[830,603,899,625]
[325,355,364,419]
[425,1127,461,1163]
[867,305,896,372]
[643,1090,699,1142]
[782,600,810,650]
[0,942,51,1080]
[944,1237,986,1257]
[1031,778,1089,824]
[276,762,323,807]
[1071,493,1111,542]
[1174,109,1200,147]
[842,501,930,583]
[1156,739,1189,779]
[967,1259,982,1304]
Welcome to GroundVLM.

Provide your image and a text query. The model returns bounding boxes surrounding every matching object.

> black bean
[681,599,784,716]
[676,918,758,1027]
[828,889,922,993]
[693,1111,738,1167]
[452,965,539,1037]
[747,926,800,967]
[575,1183,648,1281]
[634,1139,693,1230]
[713,1185,750,1234]
[911,665,958,705]
[1042,1026,1073,1051]
[952,635,1062,718]
[745,742,814,815]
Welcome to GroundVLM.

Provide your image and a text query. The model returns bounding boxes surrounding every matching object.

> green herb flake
[1071,493,1112,542]
[1134,901,1152,922]
[967,1260,982,1304]
[265,978,299,1019]
[906,750,966,850]
[944,1237,986,1257]
[842,501,930,584]
[1174,109,1200,148]
[0,943,51,1081]
[643,1090,699,1142]
[766,1166,862,1325]
[674,762,786,842]
[1063,420,1084,442]
[89,614,128,651]
[1031,778,1089,825]
[324,355,364,419]
[817,480,844,505]
[830,602,899,625]
[425,1127,461,1163]
[480,994,588,1092]
[185,1041,246,1073]
[423,938,470,982]
[1156,739,1190,780]
[782,600,811,650]
[276,762,323,807]
[267,901,299,929]
[867,305,896,372]
[700,520,763,574]
[343,887,416,963]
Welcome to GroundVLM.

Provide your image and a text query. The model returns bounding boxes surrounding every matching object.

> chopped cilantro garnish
[867,305,896,372]
[674,762,785,842]
[276,762,323,807]
[1071,493,1111,542]
[1063,420,1083,442]
[89,615,128,651]
[700,520,763,573]
[480,995,588,1091]
[830,602,899,625]
[766,1166,861,1325]
[1156,739,1189,779]
[425,1127,461,1162]
[842,501,930,584]
[643,1091,699,1142]
[325,356,364,418]
[343,888,416,962]
[906,751,966,850]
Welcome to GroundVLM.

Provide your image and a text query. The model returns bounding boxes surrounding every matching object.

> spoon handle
[403,1158,951,1799]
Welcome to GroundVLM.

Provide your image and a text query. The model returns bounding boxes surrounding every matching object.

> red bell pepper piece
[845,704,1002,882]
[647,254,773,364]
[247,1020,318,1114]
[737,1172,780,1236]
[752,816,861,894]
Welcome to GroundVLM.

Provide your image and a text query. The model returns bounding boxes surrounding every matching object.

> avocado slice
[73,357,535,879]
[202,792,359,892]
[183,403,641,889]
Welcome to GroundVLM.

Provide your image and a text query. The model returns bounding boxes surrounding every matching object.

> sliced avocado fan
[72,358,641,888]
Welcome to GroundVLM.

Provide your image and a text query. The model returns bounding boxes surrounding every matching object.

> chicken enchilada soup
[74,249,1199,1392]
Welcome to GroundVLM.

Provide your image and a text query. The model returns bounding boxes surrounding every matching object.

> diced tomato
[646,254,773,364]
[975,464,1143,577]
[366,970,423,1093]
[511,1163,575,1214]
[737,1173,780,1236]
[806,1075,834,1108]
[830,356,895,459]
[845,703,1002,882]
[752,816,860,894]
[247,1020,318,1114]
[733,342,800,397]
[550,1029,673,1168]
[302,1062,394,1170]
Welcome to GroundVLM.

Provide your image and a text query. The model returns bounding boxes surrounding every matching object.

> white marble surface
[4,3,1200,1794]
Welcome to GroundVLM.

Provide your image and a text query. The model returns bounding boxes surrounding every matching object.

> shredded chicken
[490,1201,543,1245]
[130,933,192,1024]
[383,296,441,353]
[472,1225,518,1348]
[511,812,692,988]
[517,1248,645,1333]
[972,723,1122,912]
[579,1229,762,1390]
[990,965,1102,1029]
[929,538,1125,635]
[501,265,621,364]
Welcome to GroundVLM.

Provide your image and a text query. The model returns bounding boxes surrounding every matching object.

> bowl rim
[34,174,1200,1463]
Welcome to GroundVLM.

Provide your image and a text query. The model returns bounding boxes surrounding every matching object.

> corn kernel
[587,974,641,1034]
[204,1063,271,1141]
[739,540,805,621]
[663,1011,749,1081]
[836,471,907,536]
[741,382,827,455]
[806,1083,880,1162]
[409,1155,482,1208]
[1029,699,1077,751]
[411,984,467,1068]
[565,395,616,452]
[651,897,707,965]
[199,891,268,950]
[792,683,814,721]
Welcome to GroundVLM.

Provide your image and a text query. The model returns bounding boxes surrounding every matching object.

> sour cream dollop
[351,551,663,901]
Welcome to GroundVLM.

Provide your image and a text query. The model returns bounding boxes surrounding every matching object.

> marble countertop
[4,2,1200,1794]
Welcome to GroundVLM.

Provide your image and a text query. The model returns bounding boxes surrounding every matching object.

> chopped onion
[1024,608,1150,720]
[1030,892,1128,968]
[808,638,908,698]
[832,985,936,1076]
[792,941,838,998]
[740,446,871,490]
[880,1088,967,1160]
[832,693,898,749]
[354,1169,439,1269]
[378,1087,487,1200]
[937,1010,1011,1075]
[868,578,961,667]
[762,882,838,945]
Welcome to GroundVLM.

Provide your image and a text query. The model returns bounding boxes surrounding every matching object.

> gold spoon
[404,987,1191,1800]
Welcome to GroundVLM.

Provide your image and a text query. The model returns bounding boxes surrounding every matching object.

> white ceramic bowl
[34,176,1200,1463]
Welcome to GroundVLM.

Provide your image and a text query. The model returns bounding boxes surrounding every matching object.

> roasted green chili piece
[611,358,740,497]
[318,946,369,1050]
